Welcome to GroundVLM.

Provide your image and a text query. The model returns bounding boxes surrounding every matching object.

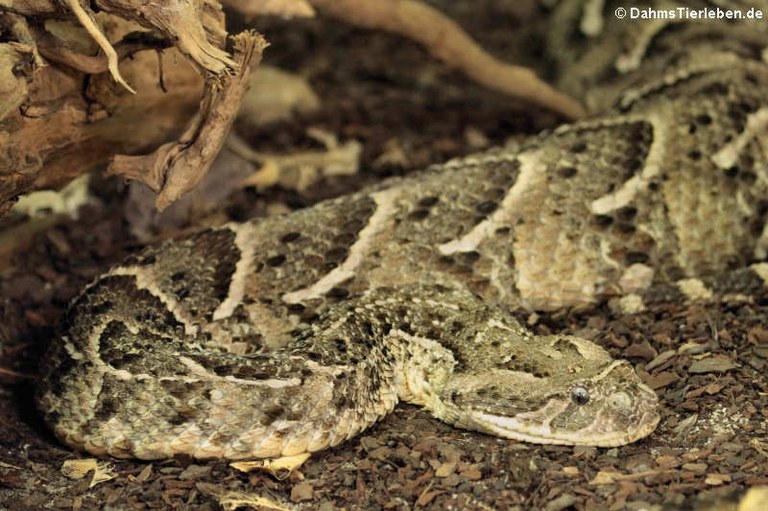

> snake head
[432,335,660,447]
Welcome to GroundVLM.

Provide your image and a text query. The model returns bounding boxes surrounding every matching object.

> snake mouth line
[469,409,661,447]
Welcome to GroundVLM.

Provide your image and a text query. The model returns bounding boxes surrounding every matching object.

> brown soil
[1,4,767,510]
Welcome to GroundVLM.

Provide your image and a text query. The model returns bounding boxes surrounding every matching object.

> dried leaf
[589,470,622,485]
[588,469,663,485]
[646,350,676,372]
[673,413,699,437]
[688,355,738,374]
[289,481,313,502]
[238,65,320,126]
[230,452,311,480]
[135,463,152,482]
[198,480,296,510]
[704,473,732,485]
[434,461,457,478]
[61,458,117,488]
[415,485,443,507]
[230,129,361,192]
[12,174,91,219]
[219,491,293,511]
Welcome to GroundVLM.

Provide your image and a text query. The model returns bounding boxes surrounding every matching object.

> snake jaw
[435,359,661,447]
[465,380,661,447]
[467,404,660,447]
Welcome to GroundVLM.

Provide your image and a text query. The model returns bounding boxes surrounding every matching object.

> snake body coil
[37,0,768,459]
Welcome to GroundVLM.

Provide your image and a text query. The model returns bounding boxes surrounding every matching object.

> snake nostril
[608,391,633,411]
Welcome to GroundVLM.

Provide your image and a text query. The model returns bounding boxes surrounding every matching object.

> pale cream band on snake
[36,0,768,459]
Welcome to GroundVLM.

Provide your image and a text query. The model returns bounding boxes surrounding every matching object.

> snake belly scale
[36,0,768,459]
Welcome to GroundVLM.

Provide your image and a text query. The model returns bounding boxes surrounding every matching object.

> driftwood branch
[1,0,583,217]
[0,0,238,213]
[107,32,268,211]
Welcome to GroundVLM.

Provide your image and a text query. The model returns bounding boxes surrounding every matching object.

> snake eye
[571,386,590,405]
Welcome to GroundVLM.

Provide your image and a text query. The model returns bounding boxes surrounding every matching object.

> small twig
[61,0,136,93]
[35,29,170,75]
[0,366,36,382]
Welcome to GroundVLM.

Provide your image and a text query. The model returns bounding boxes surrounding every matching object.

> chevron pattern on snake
[36,0,768,459]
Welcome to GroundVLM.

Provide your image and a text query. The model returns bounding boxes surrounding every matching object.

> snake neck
[546,0,768,113]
